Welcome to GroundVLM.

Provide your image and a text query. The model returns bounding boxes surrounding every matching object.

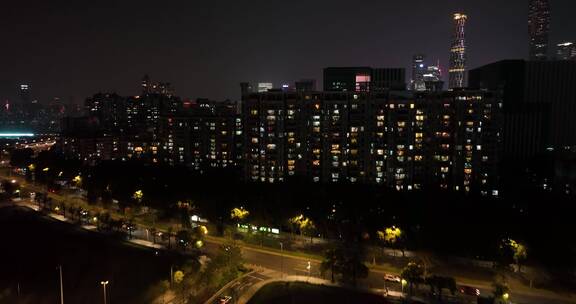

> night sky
[1,0,575,104]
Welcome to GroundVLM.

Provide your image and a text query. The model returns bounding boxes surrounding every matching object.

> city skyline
[1,0,575,104]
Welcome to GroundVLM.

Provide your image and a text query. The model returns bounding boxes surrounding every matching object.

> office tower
[324,67,406,92]
[528,0,550,60]
[142,75,151,94]
[412,54,426,91]
[294,79,317,92]
[423,63,444,91]
[20,84,31,104]
[240,82,253,95]
[372,68,406,91]
[469,60,576,161]
[257,82,273,92]
[557,42,576,60]
[323,67,372,92]
[449,13,467,89]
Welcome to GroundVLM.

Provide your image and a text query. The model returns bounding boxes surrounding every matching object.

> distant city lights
[0,133,35,138]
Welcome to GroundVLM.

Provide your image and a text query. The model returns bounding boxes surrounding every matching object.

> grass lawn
[248,281,391,304]
[0,205,186,304]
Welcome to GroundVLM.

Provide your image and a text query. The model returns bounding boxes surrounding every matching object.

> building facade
[469,60,576,161]
[557,42,576,61]
[241,90,501,195]
[323,67,406,92]
[412,54,426,91]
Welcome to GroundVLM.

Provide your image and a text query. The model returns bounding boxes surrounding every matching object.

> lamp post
[100,281,109,304]
[279,242,284,278]
[58,265,64,304]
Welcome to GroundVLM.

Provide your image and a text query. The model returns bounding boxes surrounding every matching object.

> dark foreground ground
[247,281,391,304]
[0,205,184,304]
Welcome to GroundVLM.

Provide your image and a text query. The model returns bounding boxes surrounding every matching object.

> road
[202,238,575,304]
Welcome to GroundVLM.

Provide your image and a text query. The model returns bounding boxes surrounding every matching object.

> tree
[319,242,369,286]
[401,262,424,295]
[492,277,510,304]
[198,242,244,289]
[230,207,249,223]
[500,239,527,272]
[177,200,195,229]
[176,230,193,250]
[72,175,83,188]
[133,190,144,204]
[289,214,316,243]
[320,248,338,283]
[377,226,403,257]
[166,226,174,249]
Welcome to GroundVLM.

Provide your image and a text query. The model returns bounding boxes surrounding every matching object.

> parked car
[459,285,480,296]
[384,273,401,283]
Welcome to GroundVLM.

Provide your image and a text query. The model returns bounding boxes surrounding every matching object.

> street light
[100,281,109,304]
[58,265,64,304]
[279,242,284,279]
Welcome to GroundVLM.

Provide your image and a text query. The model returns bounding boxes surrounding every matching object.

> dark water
[0,205,182,304]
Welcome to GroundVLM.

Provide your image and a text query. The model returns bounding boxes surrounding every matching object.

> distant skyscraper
[528,0,550,60]
[556,42,576,60]
[257,82,273,92]
[412,54,426,91]
[294,79,317,92]
[423,62,444,91]
[19,84,31,104]
[449,13,467,89]
[240,82,253,95]
[324,67,405,92]
[142,75,151,94]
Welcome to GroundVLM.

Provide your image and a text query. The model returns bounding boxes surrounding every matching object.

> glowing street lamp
[100,281,109,304]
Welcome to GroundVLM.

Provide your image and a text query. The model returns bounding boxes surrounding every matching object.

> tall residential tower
[449,13,467,89]
[528,0,550,60]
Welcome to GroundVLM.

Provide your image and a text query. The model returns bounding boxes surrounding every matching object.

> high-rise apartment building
[449,13,467,89]
[528,0,550,60]
[159,99,242,170]
[469,60,576,161]
[241,90,501,195]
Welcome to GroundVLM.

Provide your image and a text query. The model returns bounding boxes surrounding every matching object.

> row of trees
[7,149,545,280]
